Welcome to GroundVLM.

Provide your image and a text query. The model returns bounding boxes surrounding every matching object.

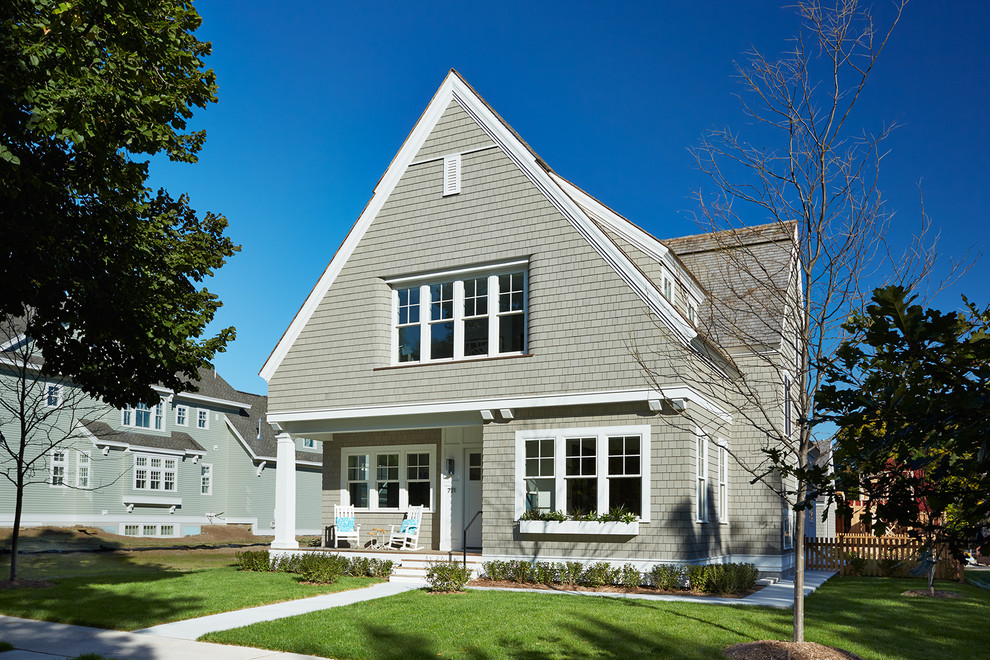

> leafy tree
[820,286,990,594]
[0,0,238,408]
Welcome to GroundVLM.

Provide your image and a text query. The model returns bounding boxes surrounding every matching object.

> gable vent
[443,154,461,196]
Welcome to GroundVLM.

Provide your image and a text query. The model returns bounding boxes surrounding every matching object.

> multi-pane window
[718,444,729,523]
[197,409,209,429]
[524,438,555,514]
[124,525,139,536]
[516,427,651,521]
[46,383,61,407]
[176,405,188,426]
[607,436,642,516]
[406,453,431,507]
[346,455,370,508]
[77,451,90,489]
[123,402,164,431]
[343,447,435,510]
[201,464,213,495]
[784,376,792,436]
[696,433,708,522]
[783,510,794,549]
[303,438,315,448]
[51,449,66,486]
[134,454,177,492]
[663,278,672,300]
[392,269,527,364]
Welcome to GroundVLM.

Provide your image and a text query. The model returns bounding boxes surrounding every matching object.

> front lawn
[202,577,990,659]
[966,568,990,588]
[0,566,381,630]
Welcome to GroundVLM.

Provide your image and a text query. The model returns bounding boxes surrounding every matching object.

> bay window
[342,446,435,510]
[391,264,527,364]
[516,426,651,521]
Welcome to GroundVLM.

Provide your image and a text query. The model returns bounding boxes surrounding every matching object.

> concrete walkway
[135,580,420,640]
[468,569,837,608]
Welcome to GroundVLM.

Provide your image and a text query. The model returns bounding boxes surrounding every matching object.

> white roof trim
[0,333,27,352]
[223,417,321,468]
[267,385,731,424]
[259,71,696,382]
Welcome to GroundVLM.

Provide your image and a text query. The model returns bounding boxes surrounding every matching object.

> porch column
[271,432,299,550]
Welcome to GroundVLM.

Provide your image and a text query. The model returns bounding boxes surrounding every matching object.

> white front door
[463,446,483,549]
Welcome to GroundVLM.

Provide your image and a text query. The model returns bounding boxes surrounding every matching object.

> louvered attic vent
[443,154,461,196]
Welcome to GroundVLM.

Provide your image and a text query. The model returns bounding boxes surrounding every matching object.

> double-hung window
[133,453,177,492]
[45,383,62,408]
[717,442,728,523]
[77,451,91,489]
[200,464,213,495]
[516,426,651,521]
[696,431,709,522]
[175,405,188,426]
[50,449,67,487]
[123,402,164,431]
[390,264,527,364]
[197,409,209,429]
[342,446,435,510]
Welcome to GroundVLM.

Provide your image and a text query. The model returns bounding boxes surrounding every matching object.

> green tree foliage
[0,0,238,407]
[820,286,990,574]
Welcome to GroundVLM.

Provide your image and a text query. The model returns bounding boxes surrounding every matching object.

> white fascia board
[449,83,697,345]
[268,385,731,425]
[223,417,319,467]
[0,333,28,351]
[259,73,464,383]
[172,390,251,411]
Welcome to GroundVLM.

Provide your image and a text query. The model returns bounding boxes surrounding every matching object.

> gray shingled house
[261,71,800,575]
[0,319,323,538]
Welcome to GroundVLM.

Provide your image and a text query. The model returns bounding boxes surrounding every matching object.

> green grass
[0,566,381,630]
[202,577,990,659]
[0,640,13,652]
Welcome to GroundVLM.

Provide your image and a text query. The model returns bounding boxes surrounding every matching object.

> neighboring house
[0,326,322,538]
[261,71,802,575]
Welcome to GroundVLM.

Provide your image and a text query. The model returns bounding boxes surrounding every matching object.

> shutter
[443,154,461,196]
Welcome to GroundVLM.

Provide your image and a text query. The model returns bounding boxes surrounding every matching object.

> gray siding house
[262,71,800,575]
[0,326,322,538]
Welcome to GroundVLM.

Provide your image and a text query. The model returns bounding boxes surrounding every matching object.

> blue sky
[150,1,990,394]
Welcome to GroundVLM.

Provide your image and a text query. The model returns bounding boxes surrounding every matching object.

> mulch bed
[901,589,963,599]
[468,578,761,598]
[0,579,53,589]
[724,641,864,660]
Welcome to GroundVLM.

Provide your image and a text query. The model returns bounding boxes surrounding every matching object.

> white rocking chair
[388,505,424,550]
[334,504,361,548]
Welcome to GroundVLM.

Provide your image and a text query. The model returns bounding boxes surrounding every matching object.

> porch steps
[390,554,485,584]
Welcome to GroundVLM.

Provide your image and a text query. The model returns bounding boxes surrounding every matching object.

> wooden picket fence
[804,534,961,580]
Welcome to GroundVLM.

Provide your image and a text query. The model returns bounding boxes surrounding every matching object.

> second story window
[123,402,164,431]
[392,267,527,365]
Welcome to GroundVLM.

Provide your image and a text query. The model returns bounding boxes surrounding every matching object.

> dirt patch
[468,578,761,598]
[724,641,863,660]
[901,589,963,599]
[0,579,53,590]
[0,525,281,553]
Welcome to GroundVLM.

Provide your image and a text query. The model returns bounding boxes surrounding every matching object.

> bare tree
[0,312,111,582]
[636,0,948,643]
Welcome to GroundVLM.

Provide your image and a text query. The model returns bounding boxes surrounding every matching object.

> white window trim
[200,463,213,496]
[514,426,652,523]
[132,452,178,493]
[340,444,437,512]
[76,450,91,489]
[197,409,210,430]
[783,509,794,550]
[390,266,528,365]
[45,382,63,408]
[696,429,709,523]
[717,440,728,524]
[302,438,315,448]
[122,401,166,431]
[50,448,67,488]
[783,374,793,437]
[175,404,189,427]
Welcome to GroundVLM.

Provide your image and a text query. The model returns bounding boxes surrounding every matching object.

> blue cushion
[399,518,418,534]
[336,516,355,533]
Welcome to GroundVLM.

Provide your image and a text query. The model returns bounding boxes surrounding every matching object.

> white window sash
[340,444,436,511]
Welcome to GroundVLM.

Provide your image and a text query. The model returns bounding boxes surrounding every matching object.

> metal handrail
[462,510,482,568]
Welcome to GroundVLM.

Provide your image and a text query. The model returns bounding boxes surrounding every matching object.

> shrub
[684,563,758,594]
[619,563,642,588]
[878,556,901,577]
[533,561,558,585]
[426,561,471,592]
[298,553,349,584]
[686,565,712,592]
[235,550,271,572]
[348,556,371,577]
[507,560,533,583]
[482,560,510,581]
[581,562,619,587]
[560,562,584,585]
[272,553,304,573]
[648,564,685,591]
[846,552,868,577]
[367,558,394,579]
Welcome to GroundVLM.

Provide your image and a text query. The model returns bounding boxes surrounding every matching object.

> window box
[518,520,639,535]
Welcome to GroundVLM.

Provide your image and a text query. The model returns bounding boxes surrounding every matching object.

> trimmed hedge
[426,561,471,592]
[481,560,758,594]
[235,550,394,584]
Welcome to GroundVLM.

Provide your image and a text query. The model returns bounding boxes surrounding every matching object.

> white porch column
[271,432,299,550]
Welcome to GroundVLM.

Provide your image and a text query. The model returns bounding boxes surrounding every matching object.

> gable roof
[260,70,699,382]
[663,222,797,350]
[226,389,322,465]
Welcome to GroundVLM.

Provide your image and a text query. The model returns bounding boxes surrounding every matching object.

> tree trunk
[928,556,936,597]
[793,504,806,642]
[9,477,24,583]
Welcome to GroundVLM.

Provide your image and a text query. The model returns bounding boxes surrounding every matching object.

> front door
[463,447,483,549]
